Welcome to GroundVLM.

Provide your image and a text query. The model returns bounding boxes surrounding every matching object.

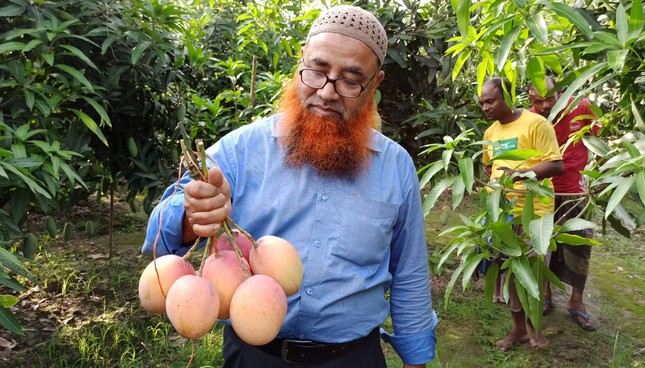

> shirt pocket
[336,195,398,267]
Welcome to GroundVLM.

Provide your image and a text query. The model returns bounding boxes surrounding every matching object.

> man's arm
[510,159,564,181]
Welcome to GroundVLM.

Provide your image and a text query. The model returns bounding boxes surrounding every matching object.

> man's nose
[317,80,340,101]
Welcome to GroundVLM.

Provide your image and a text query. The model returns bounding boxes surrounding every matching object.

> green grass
[2,194,645,367]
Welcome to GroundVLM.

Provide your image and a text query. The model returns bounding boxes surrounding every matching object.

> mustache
[306,98,343,112]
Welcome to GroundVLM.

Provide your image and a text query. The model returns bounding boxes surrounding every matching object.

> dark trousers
[222,325,387,368]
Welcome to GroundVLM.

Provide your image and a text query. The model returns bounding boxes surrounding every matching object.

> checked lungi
[549,195,594,292]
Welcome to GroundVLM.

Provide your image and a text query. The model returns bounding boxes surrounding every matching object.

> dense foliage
[421,0,645,330]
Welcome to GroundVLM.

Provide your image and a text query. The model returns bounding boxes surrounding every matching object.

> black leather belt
[257,328,378,364]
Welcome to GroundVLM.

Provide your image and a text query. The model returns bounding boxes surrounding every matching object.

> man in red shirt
[528,76,600,331]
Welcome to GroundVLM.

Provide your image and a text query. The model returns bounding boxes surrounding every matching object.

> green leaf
[511,254,539,299]
[622,141,641,159]
[607,206,635,236]
[491,149,541,162]
[444,258,467,309]
[458,157,474,194]
[72,110,108,146]
[522,191,534,231]
[456,0,471,39]
[583,42,615,54]
[542,262,566,290]
[559,218,596,233]
[528,214,553,255]
[546,2,593,38]
[462,253,486,290]
[632,98,645,130]
[616,3,629,47]
[554,233,600,246]
[438,242,461,269]
[131,41,151,65]
[592,31,622,48]
[486,189,501,222]
[452,48,472,81]
[442,149,454,171]
[476,59,488,93]
[0,4,26,17]
[0,247,33,282]
[53,64,95,92]
[608,49,628,72]
[0,295,18,308]
[422,177,456,216]
[418,161,444,190]
[80,96,112,127]
[60,45,99,71]
[0,275,26,292]
[605,176,636,219]
[0,162,51,199]
[452,175,466,209]
[582,135,610,157]
[0,42,25,54]
[522,180,554,198]
[490,222,523,257]
[636,172,645,206]
[549,63,608,122]
[24,90,34,111]
[484,262,499,303]
[628,0,644,40]
[496,26,521,71]
[0,306,22,335]
[527,13,548,45]
[527,57,545,92]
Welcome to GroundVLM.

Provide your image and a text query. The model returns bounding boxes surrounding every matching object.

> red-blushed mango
[249,235,303,296]
[214,229,253,261]
[165,275,220,340]
[229,274,287,345]
[202,250,251,319]
[138,255,195,314]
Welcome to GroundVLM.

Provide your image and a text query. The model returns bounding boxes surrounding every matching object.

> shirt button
[321,194,328,200]
[306,288,313,295]
[314,240,321,247]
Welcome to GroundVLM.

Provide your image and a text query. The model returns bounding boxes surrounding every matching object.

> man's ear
[373,70,385,89]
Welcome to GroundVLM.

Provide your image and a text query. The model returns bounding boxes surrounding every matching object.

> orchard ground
[0,192,644,368]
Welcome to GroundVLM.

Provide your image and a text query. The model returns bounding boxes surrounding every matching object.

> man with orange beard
[141,5,437,368]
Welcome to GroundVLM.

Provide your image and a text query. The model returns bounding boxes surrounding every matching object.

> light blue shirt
[141,115,437,364]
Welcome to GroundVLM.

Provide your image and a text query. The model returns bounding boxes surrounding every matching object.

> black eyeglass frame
[298,68,377,98]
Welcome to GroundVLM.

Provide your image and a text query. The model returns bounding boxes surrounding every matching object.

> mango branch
[221,220,251,278]
[179,137,256,278]
[226,217,259,248]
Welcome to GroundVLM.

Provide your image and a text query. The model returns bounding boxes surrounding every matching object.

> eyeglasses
[298,68,376,98]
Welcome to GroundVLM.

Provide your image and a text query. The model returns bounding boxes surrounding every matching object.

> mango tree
[422,0,645,330]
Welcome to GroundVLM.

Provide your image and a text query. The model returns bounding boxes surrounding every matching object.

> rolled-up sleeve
[141,175,194,256]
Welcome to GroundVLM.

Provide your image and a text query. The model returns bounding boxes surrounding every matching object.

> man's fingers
[207,166,225,187]
[186,180,220,200]
[191,222,222,238]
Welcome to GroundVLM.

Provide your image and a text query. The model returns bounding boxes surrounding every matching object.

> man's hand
[403,364,426,368]
[182,166,232,243]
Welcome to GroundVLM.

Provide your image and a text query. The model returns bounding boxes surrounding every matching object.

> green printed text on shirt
[493,137,518,156]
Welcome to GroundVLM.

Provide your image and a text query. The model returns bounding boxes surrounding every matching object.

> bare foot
[529,334,549,349]
[496,332,529,351]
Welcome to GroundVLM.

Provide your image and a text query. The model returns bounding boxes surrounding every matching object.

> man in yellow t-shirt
[482,85,563,215]
[479,77,563,351]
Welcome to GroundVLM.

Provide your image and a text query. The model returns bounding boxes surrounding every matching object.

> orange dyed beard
[278,75,377,179]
